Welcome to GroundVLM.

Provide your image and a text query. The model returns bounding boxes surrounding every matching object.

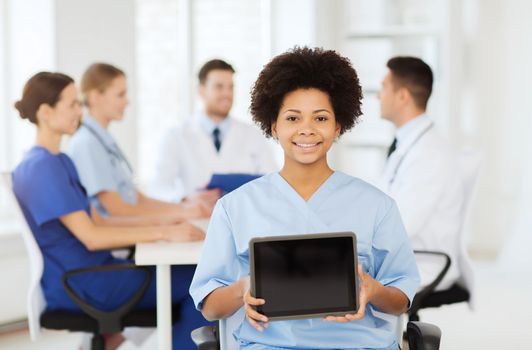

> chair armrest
[407,321,442,350]
[409,250,451,316]
[62,263,151,333]
[191,325,219,350]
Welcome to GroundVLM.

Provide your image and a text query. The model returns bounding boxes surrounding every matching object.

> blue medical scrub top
[12,146,143,311]
[190,171,420,350]
[67,114,137,216]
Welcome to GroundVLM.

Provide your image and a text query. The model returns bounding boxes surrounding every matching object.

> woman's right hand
[163,222,205,242]
[242,278,269,332]
[185,189,221,208]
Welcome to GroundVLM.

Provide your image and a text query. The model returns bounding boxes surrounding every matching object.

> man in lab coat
[152,59,278,201]
[378,56,464,291]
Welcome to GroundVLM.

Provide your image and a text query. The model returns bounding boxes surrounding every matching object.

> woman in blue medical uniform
[67,63,219,219]
[12,72,210,350]
[189,47,420,349]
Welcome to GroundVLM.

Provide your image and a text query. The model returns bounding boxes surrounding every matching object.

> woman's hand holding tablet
[244,286,270,332]
[243,264,370,331]
[324,264,378,322]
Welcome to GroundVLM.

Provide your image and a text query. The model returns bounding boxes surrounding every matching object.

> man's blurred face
[378,70,402,124]
[199,69,234,119]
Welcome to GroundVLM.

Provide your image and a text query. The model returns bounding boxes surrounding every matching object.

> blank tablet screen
[251,234,357,319]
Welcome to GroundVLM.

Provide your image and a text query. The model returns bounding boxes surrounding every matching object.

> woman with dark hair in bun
[190,47,420,349]
[12,72,211,350]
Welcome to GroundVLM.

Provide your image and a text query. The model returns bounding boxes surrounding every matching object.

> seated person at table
[12,72,211,350]
[189,47,420,350]
[67,63,218,219]
[151,59,278,202]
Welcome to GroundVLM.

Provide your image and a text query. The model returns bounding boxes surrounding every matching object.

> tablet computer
[249,232,359,321]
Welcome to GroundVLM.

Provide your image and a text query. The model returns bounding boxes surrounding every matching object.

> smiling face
[272,88,340,169]
[39,83,82,135]
[199,69,234,119]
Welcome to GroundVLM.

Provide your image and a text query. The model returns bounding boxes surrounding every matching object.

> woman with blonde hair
[68,63,219,220]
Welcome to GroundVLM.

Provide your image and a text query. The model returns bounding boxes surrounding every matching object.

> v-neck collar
[271,171,341,209]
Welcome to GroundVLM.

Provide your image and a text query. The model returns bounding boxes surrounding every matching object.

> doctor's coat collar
[196,111,232,141]
[394,113,430,153]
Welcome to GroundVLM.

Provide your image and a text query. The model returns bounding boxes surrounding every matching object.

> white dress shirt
[378,114,464,290]
[150,112,279,201]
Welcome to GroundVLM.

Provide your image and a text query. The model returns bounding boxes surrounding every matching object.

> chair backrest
[1,172,46,340]
[456,149,482,309]
[219,307,245,350]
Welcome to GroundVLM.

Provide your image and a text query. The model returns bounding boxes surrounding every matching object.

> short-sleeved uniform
[190,171,420,350]
[12,146,210,349]
[67,114,137,216]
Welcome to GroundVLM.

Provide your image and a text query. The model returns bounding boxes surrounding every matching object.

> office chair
[408,150,482,321]
[408,250,467,321]
[191,320,442,350]
[1,172,178,350]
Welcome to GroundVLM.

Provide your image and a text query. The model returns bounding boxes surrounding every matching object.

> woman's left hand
[324,264,379,322]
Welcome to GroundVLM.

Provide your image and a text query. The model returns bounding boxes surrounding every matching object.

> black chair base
[419,283,469,308]
[409,283,469,321]
[41,304,181,350]
[407,321,442,350]
[191,324,219,350]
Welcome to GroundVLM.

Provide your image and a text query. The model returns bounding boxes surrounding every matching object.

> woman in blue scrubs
[12,72,210,350]
[189,47,420,349]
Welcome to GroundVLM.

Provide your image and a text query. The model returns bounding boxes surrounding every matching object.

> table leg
[157,264,172,350]
[219,318,227,350]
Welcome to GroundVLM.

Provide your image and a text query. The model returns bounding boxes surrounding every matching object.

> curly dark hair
[250,47,363,137]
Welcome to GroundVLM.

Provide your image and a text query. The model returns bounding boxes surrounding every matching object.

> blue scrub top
[190,171,420,350]
[12,146,140,311]
[67,114,137,216]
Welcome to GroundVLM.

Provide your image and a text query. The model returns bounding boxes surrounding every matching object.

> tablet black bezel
[249,232,359,321]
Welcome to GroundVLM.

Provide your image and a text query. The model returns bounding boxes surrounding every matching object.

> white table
[135,219,230,350]
[135,240,203,350]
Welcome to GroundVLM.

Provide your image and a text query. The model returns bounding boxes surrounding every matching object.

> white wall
[0,235,28,324]
[495,0,532,267]
[0,0,55,325]
[54,0,138,170]
[270,0,338,55]
[465,0,532,257]
[0,0,55,170]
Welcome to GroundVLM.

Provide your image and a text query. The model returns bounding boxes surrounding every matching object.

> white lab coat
[378,115,464,291]
[151,116,279,201]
